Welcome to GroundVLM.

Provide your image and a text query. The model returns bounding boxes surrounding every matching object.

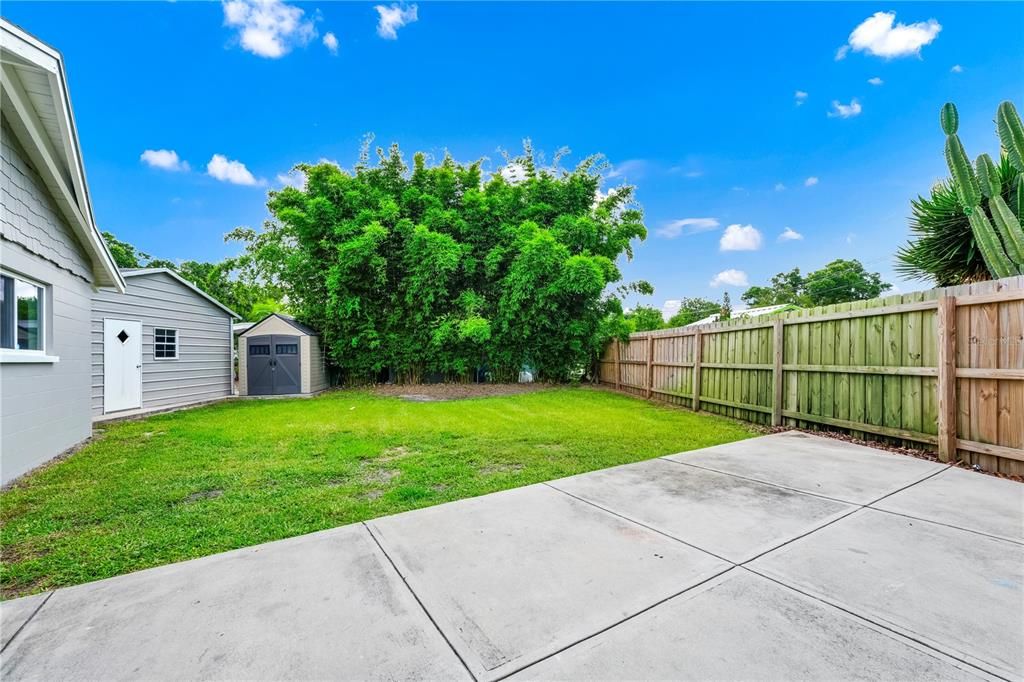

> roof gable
[121,268,240,319]
[1,19,123,291]
[241,313,316,338]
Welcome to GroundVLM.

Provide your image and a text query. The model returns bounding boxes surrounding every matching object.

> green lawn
[0,387,756,598]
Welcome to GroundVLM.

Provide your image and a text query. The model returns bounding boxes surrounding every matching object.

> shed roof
[121,268,241,319]
[241,312,317,337]
[1,19,124,291]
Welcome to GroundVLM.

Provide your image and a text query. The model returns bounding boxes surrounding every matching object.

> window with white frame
[154,328,178,359]
[1,272,45,352]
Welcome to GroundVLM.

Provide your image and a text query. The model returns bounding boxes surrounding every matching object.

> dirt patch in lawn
[183,489,223,503]
[372,383,549,402]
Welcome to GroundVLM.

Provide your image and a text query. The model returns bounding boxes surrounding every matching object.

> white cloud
[276,170,306,189]
[323,32,339,55]
[683,170,703,178]
[867,76,884,86]
[720,224,763,251]
[838,11,941,60]
[804,176,819,187]
[794,90,808,105]
[950,64,963,73]
[606,159,647,179]
[375,3,418,39]
[709,269,749,287]
[846,233,856,244]
[657,217,719,239]
[140,149,189,172]
[774,182,786,192]
[778,226,803,241]
[207,154,263,186]
[222,0,317,58]
[828,99,863,119]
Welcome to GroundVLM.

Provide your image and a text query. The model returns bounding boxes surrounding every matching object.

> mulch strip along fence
[599,276,1024,475]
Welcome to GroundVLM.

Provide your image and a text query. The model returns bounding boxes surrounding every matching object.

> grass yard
[0,387,756,598]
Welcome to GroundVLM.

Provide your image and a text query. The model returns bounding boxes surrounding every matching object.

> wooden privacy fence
[599,276,1024,475]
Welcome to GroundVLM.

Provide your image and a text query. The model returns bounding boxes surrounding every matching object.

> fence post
[646,334,654,399]
[692,330,703,412]
[772,319,784,426]
[937,295,958,462]
[614,339,621,390]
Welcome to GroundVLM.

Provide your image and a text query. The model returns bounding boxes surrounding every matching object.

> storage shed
[238,313,327,396]
[91,268,239,417]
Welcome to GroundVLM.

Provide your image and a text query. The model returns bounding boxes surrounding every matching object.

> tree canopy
[235,142,648,382]
[741,259,891,308]
[102,231,282,321]
[665,297,722,328]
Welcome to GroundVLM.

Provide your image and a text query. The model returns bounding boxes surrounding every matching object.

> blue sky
[5,2,1023,312]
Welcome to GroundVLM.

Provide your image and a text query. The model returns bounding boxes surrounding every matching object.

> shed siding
[1,122,95,484]
[308,335,328,393]
[91,272,233,415]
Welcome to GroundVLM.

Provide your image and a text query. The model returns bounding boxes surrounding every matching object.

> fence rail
[599,276,1024,475]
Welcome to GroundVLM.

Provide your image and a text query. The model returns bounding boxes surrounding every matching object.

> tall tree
[625,305,664,332]
[237,142,649,382]
[665,297,720,327]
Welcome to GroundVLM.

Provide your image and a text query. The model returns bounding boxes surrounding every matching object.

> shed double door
[247,335,301,395]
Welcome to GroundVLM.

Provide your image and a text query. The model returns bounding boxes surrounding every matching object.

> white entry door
[104,319,142,413]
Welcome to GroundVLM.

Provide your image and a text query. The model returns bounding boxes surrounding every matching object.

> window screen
[275,343,298,355]
[155,328,177,359]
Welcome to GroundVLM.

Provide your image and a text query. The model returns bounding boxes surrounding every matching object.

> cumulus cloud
[222,0,317,58]
[804,176,819,187]
[867,76,884,86]
[778,226,803,241]
[709,269,749,287]
[950,64,963,73]
[323,32,339,55]
[657,217,720,239]
[836,11,941,60]
[207,154,263,186]
[774,182,786,192]
[794,90,808,105]
[828,99,863,118]
[719,224,763,252]
[375,3,418,39]
[140,149,189,172]
[276,170,306,189]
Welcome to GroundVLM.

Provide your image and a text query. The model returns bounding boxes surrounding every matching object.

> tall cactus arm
[946,136,981,210]
[975,154,1001,199]
[940,102,959,135]
[969,210,1019,277]
[989,195,1024,266]
[997,101,1024,172]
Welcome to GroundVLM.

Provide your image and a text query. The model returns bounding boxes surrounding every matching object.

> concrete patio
[2,431,1021,680]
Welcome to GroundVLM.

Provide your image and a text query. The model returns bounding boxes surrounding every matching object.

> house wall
[1,120,95,483]
[91,272,233,415]
[306,334,328,393]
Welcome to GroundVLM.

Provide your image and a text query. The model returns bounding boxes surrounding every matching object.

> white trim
[121,269,241,319]
[0,351,59,364]
[153,326,179,361]
[0,20,124,292]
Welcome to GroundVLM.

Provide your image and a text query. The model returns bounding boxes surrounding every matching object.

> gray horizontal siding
[1,116,96,483]
[91,272,233,415]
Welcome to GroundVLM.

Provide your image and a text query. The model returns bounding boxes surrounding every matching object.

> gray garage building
[92,268,239,417]
[238,313,327,396]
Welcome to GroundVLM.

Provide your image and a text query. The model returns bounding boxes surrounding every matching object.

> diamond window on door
[117,329,129,343]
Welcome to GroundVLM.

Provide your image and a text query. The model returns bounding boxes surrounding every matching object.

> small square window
[249,344,270,355]
[275,343,298,355]
[154,328,178,359]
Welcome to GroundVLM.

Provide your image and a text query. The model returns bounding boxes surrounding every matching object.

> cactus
[975,154,1001,199]
[939,101,1021,277]
[997,101,1024,172]
[940,103,959,136]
